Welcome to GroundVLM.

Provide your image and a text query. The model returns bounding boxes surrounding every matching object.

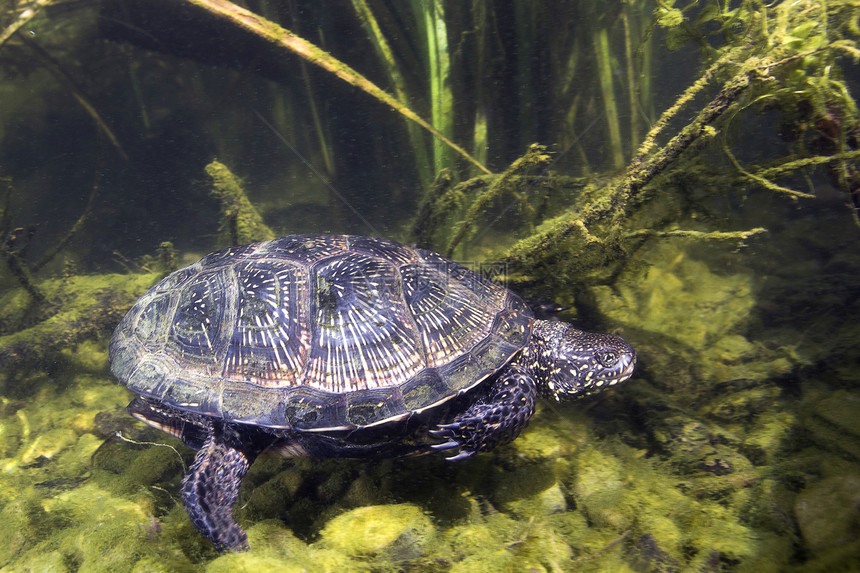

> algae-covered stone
[802,389,860,461]
[7,549,69,572]
[1,481,162,572]
[536,482,568,515]
[507,482,568,518]
[317,503,434,561]
[17,426,77,467]
[794,473,860,553]
[593,247,754,350]
[206,552,307,573]
[446,513,574,573]
[451,549,516,573]
[493,460,557,509]
[445,522,503,559]
[701,378,781,422]
[509,409,588,460]
[570,446,631,529]
[742,478,797,535]
[812,390,860,436]
[743,410,796,464]
[55,432,103,478]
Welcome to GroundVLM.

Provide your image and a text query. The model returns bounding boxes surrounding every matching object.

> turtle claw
[430,436,476,461]
[431,422,480,460]
[444,449,476,462]
[428,368,537,461]
[430,439,460,451]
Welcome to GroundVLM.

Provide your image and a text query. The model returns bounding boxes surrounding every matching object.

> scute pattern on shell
[109,235,532,430]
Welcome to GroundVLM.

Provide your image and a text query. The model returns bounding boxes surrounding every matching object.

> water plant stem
[351,0,432,189]
[185,0,490,175]
[593,27,624,169]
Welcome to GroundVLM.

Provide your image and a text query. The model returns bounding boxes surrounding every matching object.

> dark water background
[0,1,858,571]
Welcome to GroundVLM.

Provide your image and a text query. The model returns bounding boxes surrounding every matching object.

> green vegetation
[0,0,859,570]
[206,160,276,247]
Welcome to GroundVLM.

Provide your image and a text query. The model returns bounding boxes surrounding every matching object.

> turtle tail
[181,430,253,552]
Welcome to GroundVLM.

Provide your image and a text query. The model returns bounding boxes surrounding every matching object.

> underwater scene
[1,0,859,571]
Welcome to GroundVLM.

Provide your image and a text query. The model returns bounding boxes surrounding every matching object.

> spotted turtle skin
[110,234,636,551]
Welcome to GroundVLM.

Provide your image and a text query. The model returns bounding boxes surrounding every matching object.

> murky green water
[1,1,859,571]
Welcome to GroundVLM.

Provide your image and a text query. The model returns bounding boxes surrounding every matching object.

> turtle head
[532,321,636,400]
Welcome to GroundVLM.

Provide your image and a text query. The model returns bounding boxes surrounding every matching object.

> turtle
[109,234,636,551]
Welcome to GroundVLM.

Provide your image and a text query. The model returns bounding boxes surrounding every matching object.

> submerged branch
[206,160,275,247]
[754,149,860,180]
[499,41,835,272]
[445,144,551,257]
[624,69,752,200]
[412,169,455,249]
[625,227,768,242]
[1,246,45,304]
[632,48,740,163]
[0,0,52,49]
[722,137,816,200]
[33,145,105,271]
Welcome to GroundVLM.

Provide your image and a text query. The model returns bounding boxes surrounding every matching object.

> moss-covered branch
[206,160,275,247]
[0,246,45,305]
[753,149,860,180]
[445,144,551,257]
[0,273,158,369]
[625,227,768,243]
[499,37,843,274]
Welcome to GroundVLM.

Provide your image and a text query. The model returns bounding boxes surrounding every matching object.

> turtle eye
[596,351,618,368]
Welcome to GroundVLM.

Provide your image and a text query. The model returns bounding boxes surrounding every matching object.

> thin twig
[754,149,860,179]
[114,431,187,473]
[18,32,128,160]
[571,530,630,564]
[0,245,46,303]
[33,135,105,271]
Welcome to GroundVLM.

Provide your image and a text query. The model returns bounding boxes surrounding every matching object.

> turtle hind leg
[181,431,252,552]
[431,364,537,461]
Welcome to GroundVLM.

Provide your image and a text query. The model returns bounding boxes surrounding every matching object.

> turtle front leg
[181,429,253,552]
[431,364,537,461]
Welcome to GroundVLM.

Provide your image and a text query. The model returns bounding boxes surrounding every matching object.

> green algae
[205,160,276,248]
[595,244,756,351]
[317,504,434,561]
[0,2,858,572]
[0,235,858,572]
[0,271,159,370]
[794,473,860,553]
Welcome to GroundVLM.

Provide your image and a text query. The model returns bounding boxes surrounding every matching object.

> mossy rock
[206,553,307,573]
[445,522,503,559]
[5,481,162,571]
[794,473,860,553]
[317,503,435,561]
[450,549,516,573]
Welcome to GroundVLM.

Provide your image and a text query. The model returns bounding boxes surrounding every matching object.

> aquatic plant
[408,0,860,289]
[0,0,859,571]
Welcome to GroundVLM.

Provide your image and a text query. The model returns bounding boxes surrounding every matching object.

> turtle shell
[109,235,533,431]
